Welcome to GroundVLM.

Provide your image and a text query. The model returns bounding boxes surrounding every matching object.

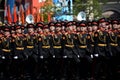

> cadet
[76,21,92,79]
[34,22,44,79]
[87,21,94,56]
[86,21,95,79]
[39,24,54,80]
[93,18,109,79]
[25,24,38,79]
[62,21,79,80]
[11,25,26,79]
[109,19,119,79]
[1,26,12,79]
[52,22,63,79]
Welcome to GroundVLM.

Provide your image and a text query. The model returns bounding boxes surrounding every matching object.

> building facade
[102,0,120,18]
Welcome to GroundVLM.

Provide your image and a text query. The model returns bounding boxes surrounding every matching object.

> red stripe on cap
[99,19,105,23]
[80,23,86,27]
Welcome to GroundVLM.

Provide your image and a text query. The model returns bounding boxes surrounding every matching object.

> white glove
[14,56,18,59]
[91,54,93,58]
[2,56,5,59]
[40,56,43,59]
[53,55,55,58]
[94,54,99,57]
[63,56,67,58]
[77,55,80,58]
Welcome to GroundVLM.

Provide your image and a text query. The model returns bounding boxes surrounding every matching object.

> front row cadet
[39,24,53,59]
[37,24,54,80]
[75,21,92,79]
[25,24,38,79]
[11,25,26,79]
[1,26,12,79]
[108,19,120,79]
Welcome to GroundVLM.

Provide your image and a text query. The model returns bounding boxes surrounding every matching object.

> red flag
[48,13,51,22]
[7,5,12,24]
[37,12,40,22]
[20,5,25,24]
[33,13,36,23]
[13,5,17,23]
[26,5,30,16]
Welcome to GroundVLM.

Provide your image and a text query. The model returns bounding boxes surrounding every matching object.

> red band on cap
[80,24,86,27]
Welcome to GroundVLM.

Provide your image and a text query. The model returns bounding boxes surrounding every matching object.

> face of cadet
[50,26,55,31]
[73,25,76,30]
[113,24,119,29]
[56,27,61,32]
[28,28,34,33]
[92,25,98,31]
[62,26,65,30]
[37,27,42,32]
[99,22,106,28]
[11,30,15,34]
[16,29,22,34]
[44,28,49,33]
[80,27,87,32]
[77,27,80,32]
[88,26,92,32]
[4,31,10,36]
[105,25,110,31]
[69,26,73,31]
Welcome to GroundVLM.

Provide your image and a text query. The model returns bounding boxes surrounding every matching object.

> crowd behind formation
[0,18,120,80]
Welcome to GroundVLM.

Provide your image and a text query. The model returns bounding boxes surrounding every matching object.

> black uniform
[1,34,12,79]
[62,32,80,80]
[24,24,38,79]
[76,32,92,79]
[93,30,110,79]
[11,34,26,79]
[108,31,119,79]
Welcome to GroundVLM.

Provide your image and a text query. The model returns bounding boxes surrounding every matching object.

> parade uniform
[92,19,110,79]
[13,26,26,60]
[25,24,38,79]
[1,27,12,79]
[62,22,80,80]
[52,23,63,58]
[10,25,27,79]
[108,20,120,79]
[25,24,38,60]
[50,23,64,80]
[35,23,46,80]
[76,22,92,79]
[40,25,53,58]
[109,20,119,57]
[86,21,94,59]
[63,31,76,58]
